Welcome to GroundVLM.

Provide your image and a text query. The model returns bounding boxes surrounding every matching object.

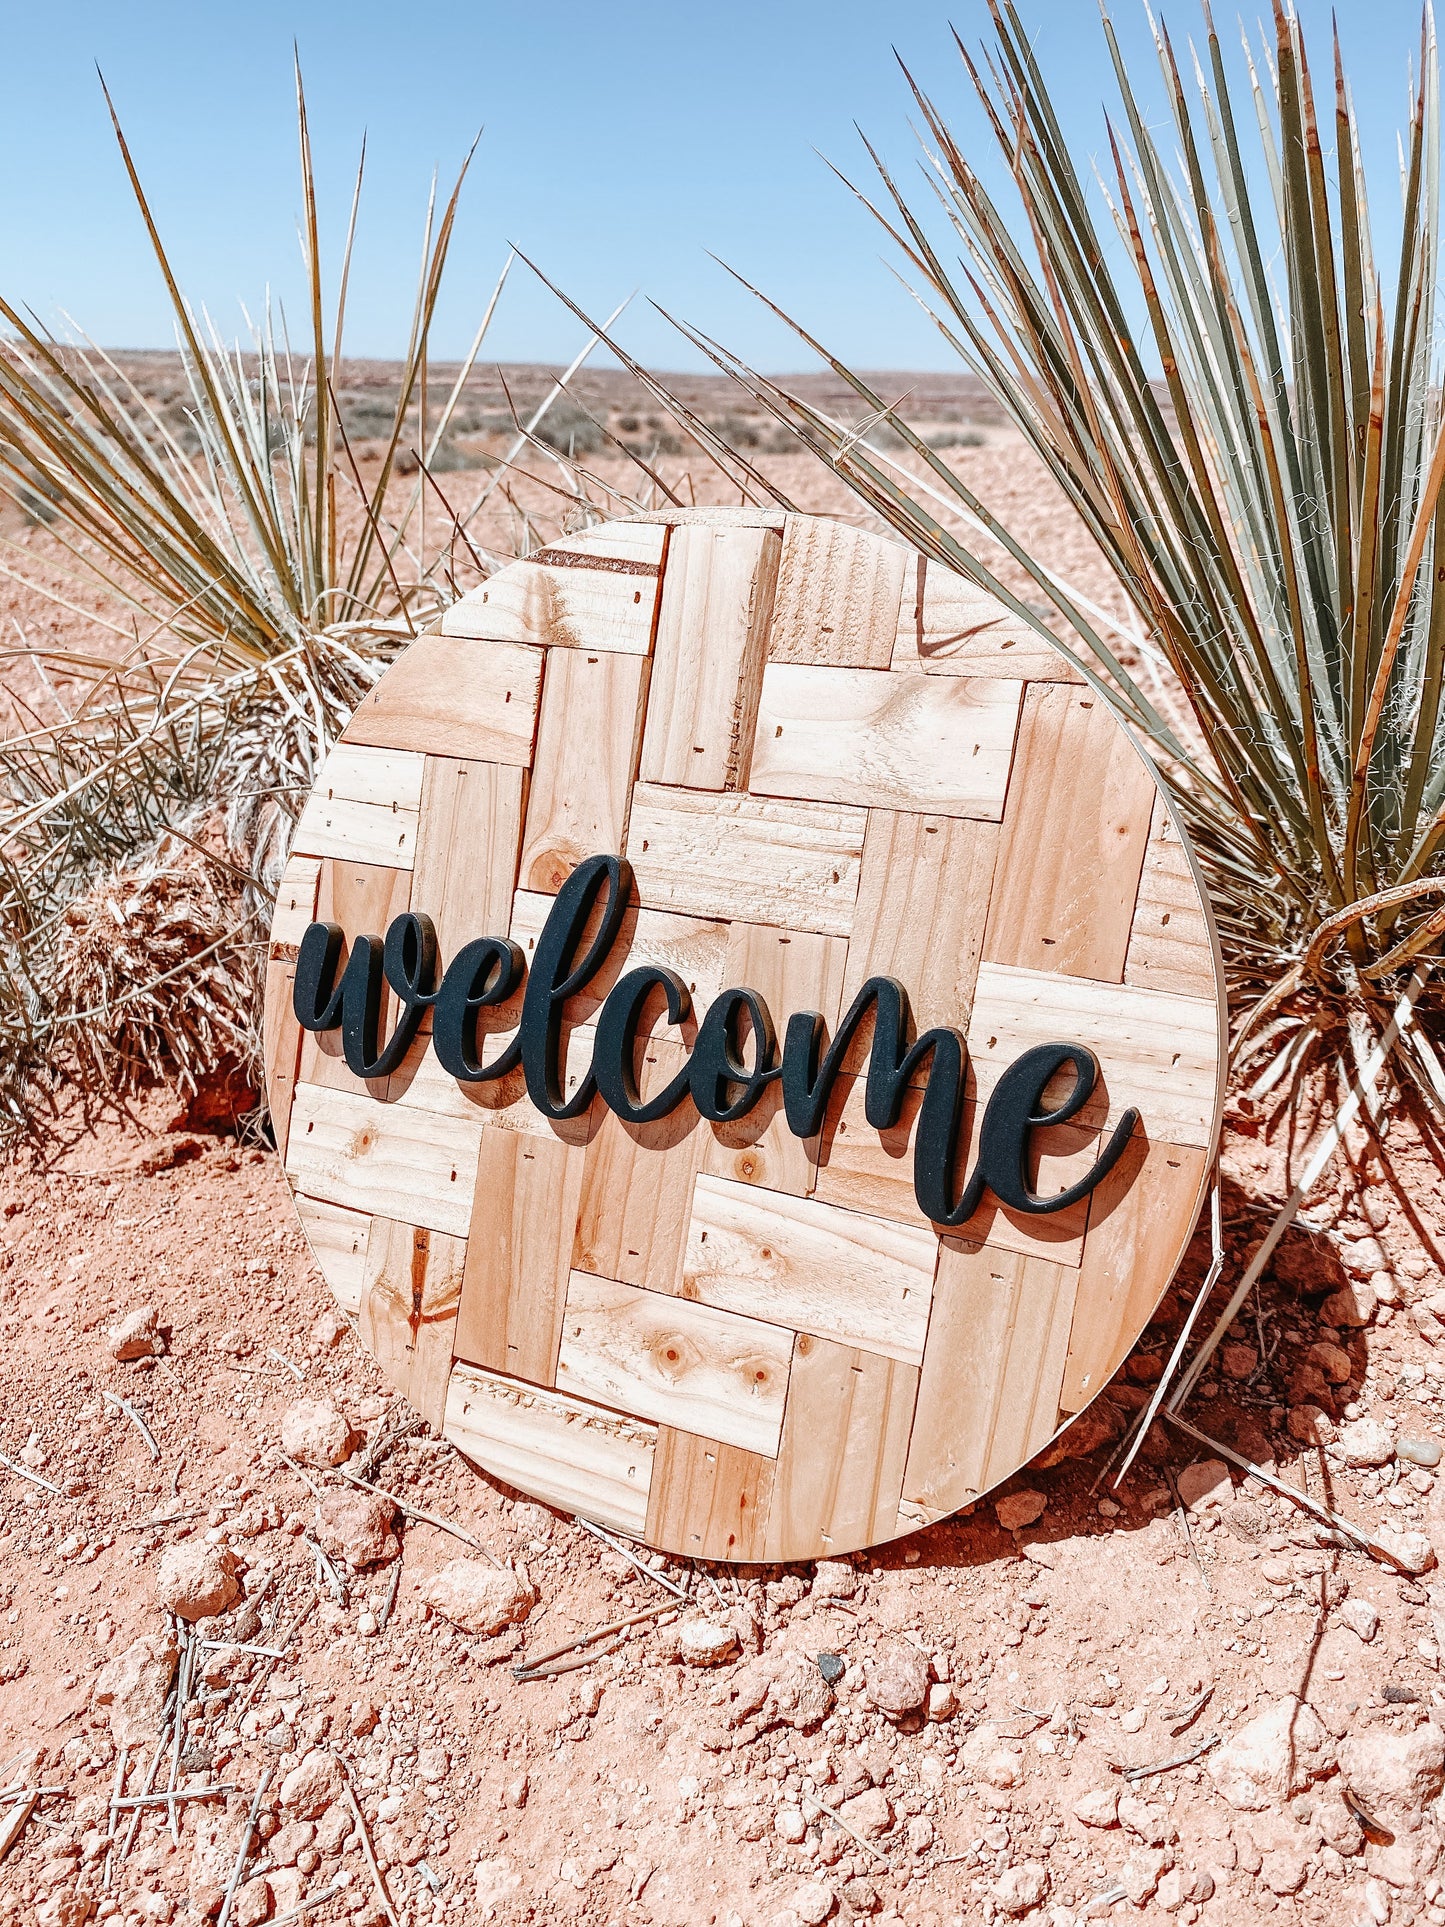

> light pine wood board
[292,745,424,869]
[767,517,906,668]
[344,634,543,765]
[573,1039,708,1296]
[702,922,846,1197]
[269,856,321,954]
[762,1336,916,1560]
[644,1429,775,1560]
[519,650,650,893]
[892,555,1084,681]
[262,958,303,1163]
[555,1271,792,1458]
[297,861,413,1098]
[1124,797,1222,1002]
[626,507,786,530]
[360,1218,466,1431]
[294,1195,372,1315]
[968,962,1222,1150]
[681,1173,935,1367]
[812,1072,1095,1266]
[411,757,526,966]
[383,1013,598,1129]
[902,1241,1079,1519]
[511,892,729,1025]
[626,785,866,935]
[639,523,781,790]
[749,665,1022,819]
[454,1126,585,1386]
[445,1362,656,1538]
[839,811,999,1073]
[982,685,1155,981]
[1059,1135,1210,1412]
[440,523,665,655]
[286,1083,483,1239]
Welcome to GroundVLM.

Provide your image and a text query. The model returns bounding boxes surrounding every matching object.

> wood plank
[440,524,665,654]
[763,1336,916,1560]
[982,685,1155,981]
[453,1127,585,1386]
[839,811,998,1068]
[967,962,1223,1150]
[445,1362,656,1538]
[702,922,846,1196]
[639,523,781,789]
[384,1017,594,1127]
[1124,797,1221,1001]
[628,507,786,530]
[294,1195,372,1316]
[573,1039,708,1296]
[344,634,543,764]
[1060,1135,1209,1412]
[902,1242,1079,1517]
[270,855,321,953]
[262,959,303,1161]
[292,745,424,868]
[749,665,1022,819]
[510,891,729,1024]
[519,650,650,892]
[768,517,906,668]
[681,1173,935,1367]
[411,757,525,965]
[297,861,413,1098]
[555,1272,792,1458]
[626,784,865,935]
[360,1218,466,1430]
[812,1072,1095,1266]
[644,1429,774,1561]
[892,555,1084,681]
[286,1083,483,1238]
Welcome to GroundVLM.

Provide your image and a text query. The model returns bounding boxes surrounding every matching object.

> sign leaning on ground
[264,509,1227,1563]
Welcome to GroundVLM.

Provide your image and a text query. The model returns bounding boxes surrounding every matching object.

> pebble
[679,1619,740,1668]
[837,1788,892,1839]
[279,1398,361,1470]
[154,1541,241,1621]
[788,1883,834,1927]
[1288,1403,1337,1446]
[1073,1787,1119,1828]
[1401,1438,1443,1468]
[810,1558,858,1601]
[90,1633,178,1745]
[864,1640,931,1719]
[420,1559,535,1635]
[1376,1527,1438,1575]
[1118,1706,1147,1734]
[108,1304,164,1361]
[1308,1339,1352,1384]
[278,1748,343,1820]
[312,1489,398,1570]
[905,1815,934,1855]
[1222,1343,1258,1379]
[774,1807,807,1845]
[1339,1723,1445,1831]
[994,1489,1047,1531]
[1176,1457,1231,1514]
[1335,1596,1380,1642]
[1335,1416,1395,1467]
[1323,1276,1379,1328]
[992,1862,1049,1915]
[1207,1695,1335,1809]
[1342,1236,1388,1279]
[816,1652,845,1686]
[925,1681,957,1723]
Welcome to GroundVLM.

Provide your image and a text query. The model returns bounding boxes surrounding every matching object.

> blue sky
[0,1,1436,371]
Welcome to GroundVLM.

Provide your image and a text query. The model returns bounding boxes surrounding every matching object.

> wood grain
[750,665,1022,819]
[293,1195,372,1315]
[702,922,847,1196]
[360,1218,466,1430]
[411,757,525,965]
[440,523,665,655]
[292,745,424,869]
[345,634,543,764]
[270,856,321,953]
[453,1127,585,1386]
[556,1271,792,1458]
[262,959,303,1161]
[968,962,1222,1150]
[892,555,1084,681]
[762,1335,916,1559]
[644,1429,775,1560]
[626,784,865,935]
[445,1362,656,1537]
[1060,1134,1210,1412]
[297,861,413,1098]
[286,1083,483,1238]
[902,1241,1079,1518]
[519,650,649,892]
[682,1173,935,1367]
[768,516,906,668]
[640,523,781,789]
[982,685,1155,980]
[1125,797,1221,1001]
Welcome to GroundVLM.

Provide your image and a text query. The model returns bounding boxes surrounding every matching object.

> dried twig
[512,1599,681,1680]
[341,1765,401,1927]
[305,1534,347,1606]
[102,1745,129,1889]
[0,1792,37,1866]
[801,1791,891,1867]
[1164,1467,1212,1593]
[513,1636,623,1681]
[103,1392,160,1461]
[1162,1685,1213,1733]
[117,1726,170,1867]
[198,1639,285,1659]
[116,1508,207,1534]
[1121,1733,1220,1781]
[357,1411,425,1481]
[267,1349,304,1383]
[0,1450,62,1494]
[113,1785,237,1809]
[574,1516,689,1599]
[335,1466,502,1566]
[267,1887,344,1927]
[164,1623,191,1841]
[280,1454,324,1499]
[215,1766,271,1927]
[378,1561,402,1634]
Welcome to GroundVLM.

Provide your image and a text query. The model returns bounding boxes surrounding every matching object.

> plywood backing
[272,510,1225,1563]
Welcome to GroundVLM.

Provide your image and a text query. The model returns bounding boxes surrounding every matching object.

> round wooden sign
[264,510,1226,1563]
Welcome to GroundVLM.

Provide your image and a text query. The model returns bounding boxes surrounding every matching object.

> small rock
[91,1633,178,1746]
[837,1788,892,1840]
[1308,1340,1353,1384]
[154,1541,240,1622]
[1377,1528,1437,1575]
[1176,1458,1232,1514]
[924,1681,957,1723]
[679,1619,740,1668]
[1259,1846,1308,1895]
[839,1878,877,1916]
[1342,1236,1388,1279]
[420,1559,535,1636]
[775,1807,808,1845]
[1336,1596,1380,1643]
[788,1883,834,1927]
[279,1748,342,1820]
[1073,1786,1119,1829]
[309,1307,348,1352]
[1119,1706,1147,1734]
[1289,1403,1338,1446]
[1336,1417,1395,1468]
[1316,1787,1365,1857]
[992,1861,1049,1916]
[1208,1695,1335,1810]
[416,1746,448,1785]
[233,1877,270,1927]
[905,1815,934,1855]
[1120,1848,1170,1906]
[816,1652,846,1686]
[1222,1344,1258,1380]
[108,1305,164,1361]
[1323,1277,1378,1327]
[1340,1721,1445,1831]
[1401,1437,1443,1468]
[313,1489,398,1570]
[864,1640,930,1719]
[994,1489,1047,1531]
[280,1398,360,1469]
[769,1650,835,1730]
[811,1559,858,1601]
[1117,1792,1173,1845]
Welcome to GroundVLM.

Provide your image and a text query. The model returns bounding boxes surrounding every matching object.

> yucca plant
[585,2,1445,1125]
